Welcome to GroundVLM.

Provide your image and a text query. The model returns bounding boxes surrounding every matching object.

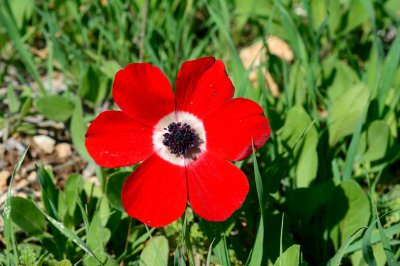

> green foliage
[139,236,169,266]
[10,196,47,235]
[273,244,300,266]
[1,0,399,265]
[36,95,75,122]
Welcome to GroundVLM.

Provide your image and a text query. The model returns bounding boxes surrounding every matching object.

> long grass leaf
[3,146,29,266]
[247,144,264,266]
[206,239,215,266]
[346,224,400,253]
[377,26,400,114]
[34,203,102,264]
[362,209,400,265]
[0,2,45,93]
[376,214,397,266]
[327,227,366,266]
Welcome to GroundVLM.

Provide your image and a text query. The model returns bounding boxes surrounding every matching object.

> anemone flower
[85,57,271,227]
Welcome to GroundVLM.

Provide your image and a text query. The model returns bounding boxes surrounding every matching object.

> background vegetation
[0,0,399,265]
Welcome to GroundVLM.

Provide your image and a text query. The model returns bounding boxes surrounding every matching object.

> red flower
[85,57,271,227]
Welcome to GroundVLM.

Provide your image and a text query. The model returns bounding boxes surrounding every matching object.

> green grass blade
[0,1,45,93]
[279,214,284,266]
[144,225,167,266]
[272,0,307,61]
[377,26,400,114]
[247,144,264,266]
[327,227,366,266]
[173,248,180,266]
[182,212,195,266]
[2,146,29,266]
[342,97,371,181]
[34,202,102,264]
[201,221,231,266]
[346,224,400,253]
[273,0,316,113]
[131,227,155,251]
[206,239,215,266]
[362,209,400,265]
[376,214,397,266]
[362,212,377,265]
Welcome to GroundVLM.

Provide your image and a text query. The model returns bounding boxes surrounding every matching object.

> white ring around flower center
[152,111,207,166]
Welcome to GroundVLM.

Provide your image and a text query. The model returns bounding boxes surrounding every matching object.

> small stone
[27,171,37,183]
[15,192,28,199]
[15,178,29,190]
[83,164,95,179]
[0,170,10,190]
[87,176,100,186]
[0,193,7,208]
[55,143,72,159]
[33,135,56,154]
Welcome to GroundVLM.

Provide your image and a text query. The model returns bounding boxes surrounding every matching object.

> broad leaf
[328,83,369,146]
[139,236,169,266]
[10,196,46,235]
[36,95,74,122]
[106,171,130,212]
[273,244,300,266]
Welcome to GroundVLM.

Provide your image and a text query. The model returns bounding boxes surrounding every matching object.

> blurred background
[0,0,399,265]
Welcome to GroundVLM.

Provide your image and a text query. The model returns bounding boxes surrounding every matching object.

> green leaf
[248,146,264,266]
[9,0,35,29]
[10,197,46,235]
[106,171,130,212]
[384,0,400,19]
[347,224,400,253]
[273,244,300,266]
[362,217,378,266]
[377,26,400,114]
[361,209,400,265]
[70,97,91,161]
[326,180,371,250]
[327,227,365,266]
[328,83,369,146]
[79,65,109,105]
[327,0,341,37]
[311,0,327,30]
[376,215,397,266]
[0,2,44,93]
[342,0,368,34]
[6,86,20,113]
[279,106,318,187]
[100,60,121,79]
[139,236,169,266]
[206,239,215,266]
[2,146,28,265]
[64,174,84,217]
[325,58,360,101]
[273,0,307,61]
[36,165,59,219]
[84,212,117,266]
[19,97,32,119]
[234,0,273,28]
[287,181,336,223]
[36,95,75,122]
[34,202,102,264]
[363,121,390,162]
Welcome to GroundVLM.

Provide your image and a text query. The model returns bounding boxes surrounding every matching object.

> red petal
[113,63,175,127]
[85,111,153,168]
[187,153,249,221]
[204,98,271,161]
[175,57,234,118]
[121,154,187,227]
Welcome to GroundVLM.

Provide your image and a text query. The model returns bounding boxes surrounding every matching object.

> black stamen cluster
[162,122,197,155]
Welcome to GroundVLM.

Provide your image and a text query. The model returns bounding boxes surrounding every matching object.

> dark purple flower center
[162,122,198,155]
